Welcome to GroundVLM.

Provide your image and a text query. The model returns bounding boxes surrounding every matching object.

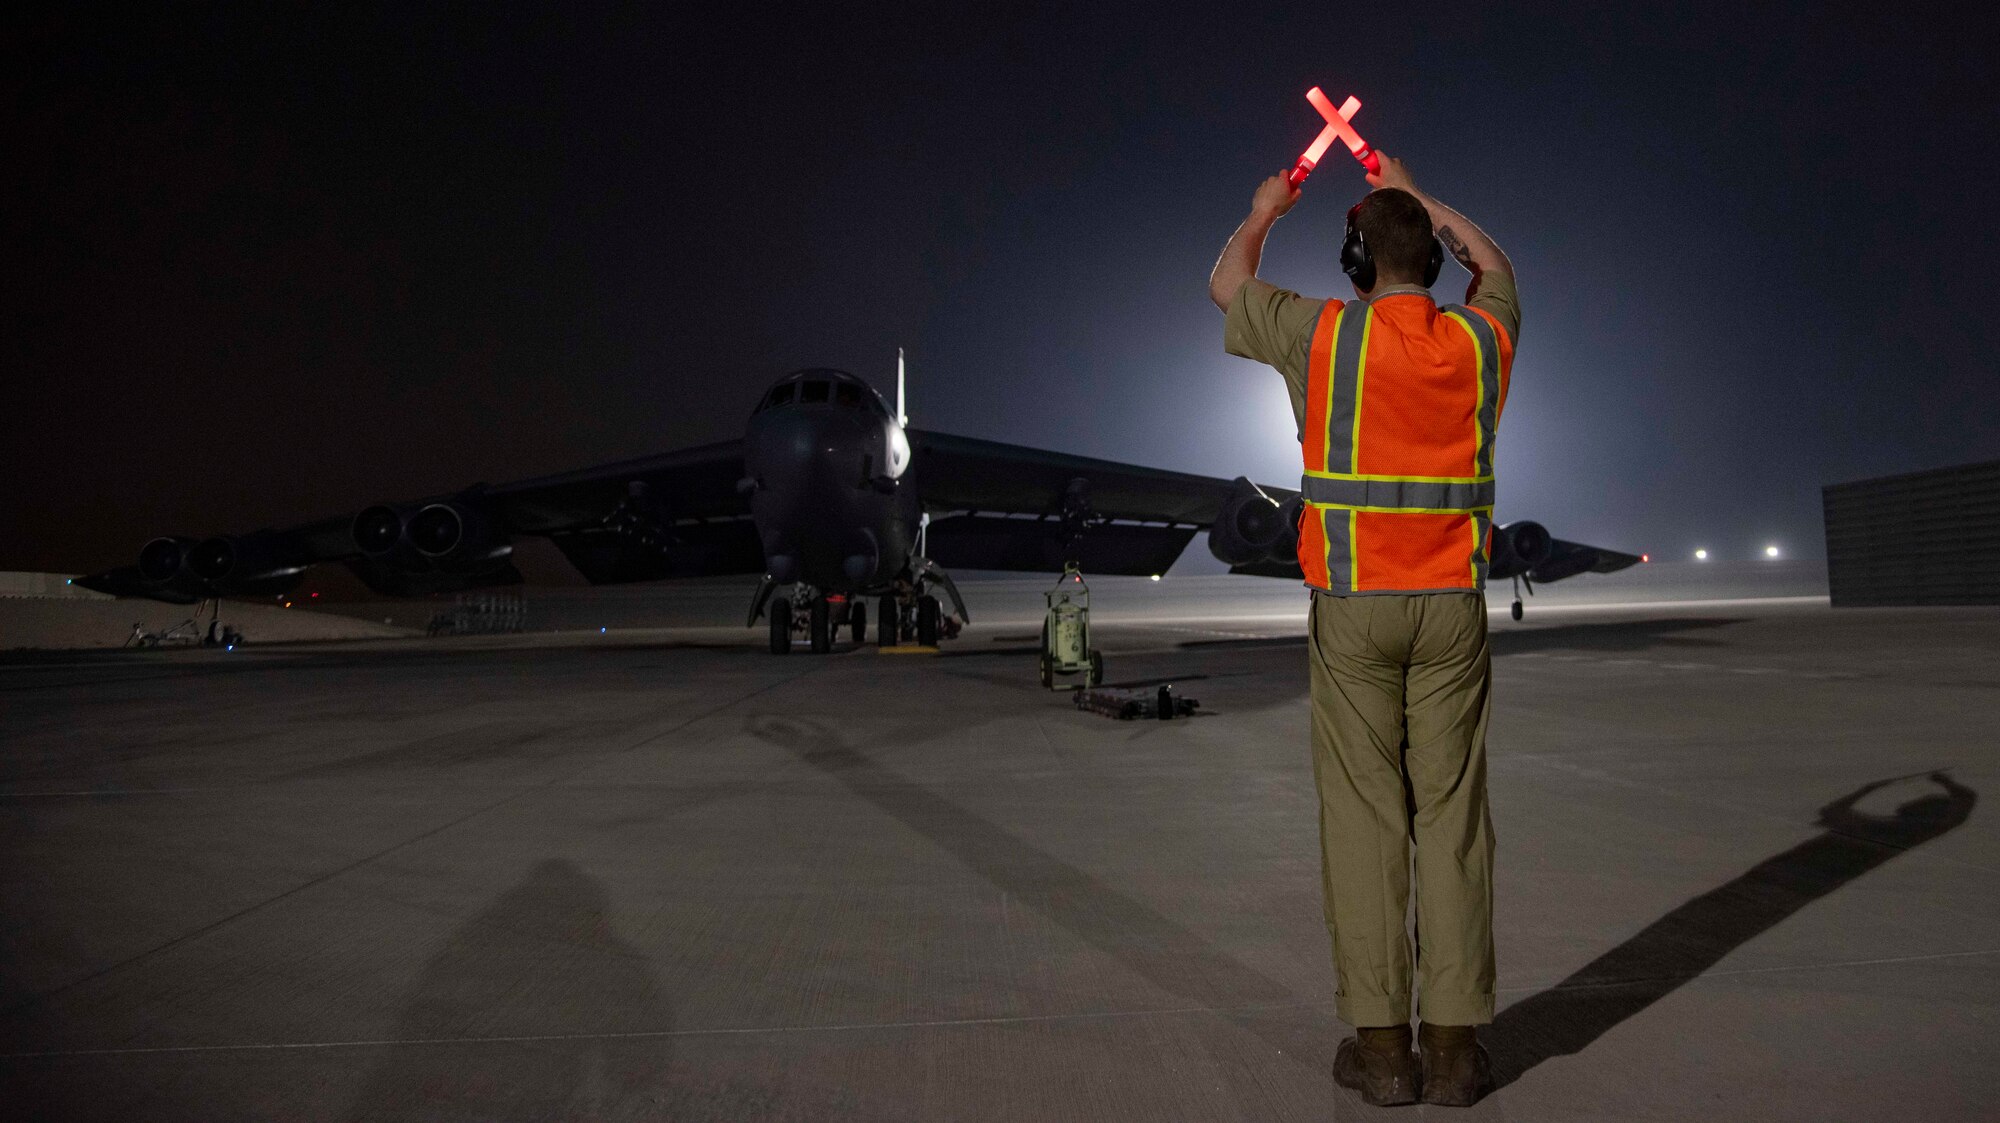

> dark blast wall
[1823,460,2000,606]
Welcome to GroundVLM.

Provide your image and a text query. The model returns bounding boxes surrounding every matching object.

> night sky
[6,4,1996,576]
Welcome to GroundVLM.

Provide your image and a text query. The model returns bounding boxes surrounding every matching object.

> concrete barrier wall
[1824,460,2000,606]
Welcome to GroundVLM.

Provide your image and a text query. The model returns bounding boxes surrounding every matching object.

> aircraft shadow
[749,717,1327,1077]
[1488,772,1975,1090]
[1489,616,1743,655]
[1174,616,1745,657]
[343,858,674,1121]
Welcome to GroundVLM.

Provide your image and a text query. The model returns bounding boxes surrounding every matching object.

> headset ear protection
[1340,201,1446,292]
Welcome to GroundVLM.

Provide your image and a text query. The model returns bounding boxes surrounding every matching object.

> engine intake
[1208,479,1300,567]
[1490,520,1553,574]
[187,533,296,584]
[352,505,407,557]
[408,501,507,566]
[138,536,193,584]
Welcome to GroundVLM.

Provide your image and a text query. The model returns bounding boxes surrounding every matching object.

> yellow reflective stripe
[1303,469,1495,485]
[1443,309,1487,479]
[1469,514,1481,584]
[1304,502,1496,516]
[1349,308,1373,474]
[1348,508,1359,592]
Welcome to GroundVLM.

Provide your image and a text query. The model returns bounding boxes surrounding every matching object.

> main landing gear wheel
[878,596,898,647]
[769,600,793,655]
[916,595,941,647]
[849,599,867,644]
[809,597,832,654]
[1511,599,1524,622]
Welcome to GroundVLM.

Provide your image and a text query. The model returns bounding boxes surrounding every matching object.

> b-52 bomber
[78,362,1642,650]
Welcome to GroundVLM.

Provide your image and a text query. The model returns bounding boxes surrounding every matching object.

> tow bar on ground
[1072,684,1201,721]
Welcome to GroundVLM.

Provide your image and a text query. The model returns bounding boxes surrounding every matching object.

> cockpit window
[799,380,829,404]
[835,382,861,408]
[765,383,795,409]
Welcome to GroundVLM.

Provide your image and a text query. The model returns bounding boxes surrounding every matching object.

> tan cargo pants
[1308,590,1495,1027]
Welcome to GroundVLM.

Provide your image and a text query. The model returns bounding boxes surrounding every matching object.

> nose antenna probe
[897,348,908,427]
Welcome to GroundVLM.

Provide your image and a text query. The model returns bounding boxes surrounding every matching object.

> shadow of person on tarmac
[343,858,673,1122]
[1488,772,1975,1090]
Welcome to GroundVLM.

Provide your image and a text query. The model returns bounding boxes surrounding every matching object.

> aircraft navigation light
[1641,554,1650,563]
[1765,545,1781,558]
[1695,548,1709,561]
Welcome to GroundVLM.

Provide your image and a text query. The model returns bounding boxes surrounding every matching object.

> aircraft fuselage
[741,368,919,595]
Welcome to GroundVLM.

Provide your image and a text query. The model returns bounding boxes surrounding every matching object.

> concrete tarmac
[2,591,1996,1121]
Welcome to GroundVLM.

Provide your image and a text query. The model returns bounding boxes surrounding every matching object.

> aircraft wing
[908,429,1298,576]
[1229,533,1645,585]
[1528,537,1645,583]
[77,439,759,602]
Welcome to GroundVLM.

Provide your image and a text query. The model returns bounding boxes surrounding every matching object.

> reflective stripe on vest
[1297,298,1503,593]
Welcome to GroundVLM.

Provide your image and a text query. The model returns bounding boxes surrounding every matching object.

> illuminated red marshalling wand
[1285,87,1381,187]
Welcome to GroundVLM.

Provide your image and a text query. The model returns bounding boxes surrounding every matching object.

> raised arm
[1208,174,1300,312]
[1367,154,1514,284]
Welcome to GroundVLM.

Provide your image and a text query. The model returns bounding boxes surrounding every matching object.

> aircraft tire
[849,599,866,645]
[917,595,940,646]
[769,600,792,655]
[809,598,832,654]
[878,596,898,647]
[1511,599,1523,622]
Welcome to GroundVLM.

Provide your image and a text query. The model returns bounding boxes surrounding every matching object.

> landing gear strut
[1509,574,1534,621]
[769,598,792,654]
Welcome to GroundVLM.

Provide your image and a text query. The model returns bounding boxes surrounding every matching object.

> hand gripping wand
[1285,87,1381,187]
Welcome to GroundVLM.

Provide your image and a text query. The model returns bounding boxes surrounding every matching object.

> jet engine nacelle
[352,501,511,572]
[1207,480,1301,567]
[184,533,306,595]
[1489,520,1553,575]
[139,536,196,585]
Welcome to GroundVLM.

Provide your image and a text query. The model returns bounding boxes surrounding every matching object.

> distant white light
[1694,548,1709,561]
[1764,545,1781,558]
[1150,574,1161,581]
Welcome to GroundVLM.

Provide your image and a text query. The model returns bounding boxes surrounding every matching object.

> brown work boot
[1333,1025,1418,1106]
[1418,1023,1494,1106]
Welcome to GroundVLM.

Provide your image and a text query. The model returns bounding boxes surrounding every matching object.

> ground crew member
[1208,155,1519,1107]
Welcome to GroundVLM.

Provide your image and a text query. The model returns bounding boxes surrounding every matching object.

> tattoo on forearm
[1437,224,1474,265]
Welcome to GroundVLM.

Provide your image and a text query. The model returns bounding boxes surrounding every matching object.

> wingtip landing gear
[1508,574,1533,621]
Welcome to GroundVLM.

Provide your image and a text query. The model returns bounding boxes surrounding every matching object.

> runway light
[600,627,608,634]
[1765,545,1781,558]
[1695,548,1709,561]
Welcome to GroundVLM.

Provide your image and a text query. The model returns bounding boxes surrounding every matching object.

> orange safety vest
[1297,293,1513,594]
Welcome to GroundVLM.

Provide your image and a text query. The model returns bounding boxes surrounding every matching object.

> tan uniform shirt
[1223,271,1522,437]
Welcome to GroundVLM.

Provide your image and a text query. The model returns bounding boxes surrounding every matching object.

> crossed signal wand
[1286,86,1381,187]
